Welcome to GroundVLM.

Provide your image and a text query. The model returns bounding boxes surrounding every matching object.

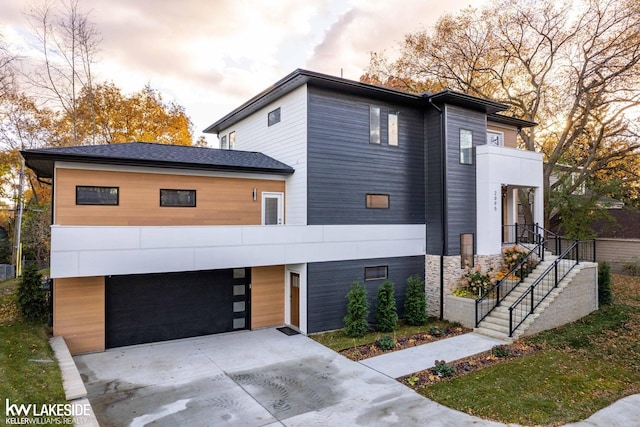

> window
[268,107,281,126]
[460,129,473,164]
[229,131,236,150]
[76,186,119,205]
[160,189,196,207]
[369,106,380,144]
[388,111,398,146]
[461,233,474,268]
[220,134,228,149]
[366,194,389,209]
[365,266,388,281]
[487,130,504,147]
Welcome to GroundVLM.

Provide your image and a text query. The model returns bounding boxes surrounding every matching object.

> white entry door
[262,192,284,225]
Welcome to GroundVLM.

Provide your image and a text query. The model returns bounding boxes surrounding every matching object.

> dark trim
[488,113,537,128]
[204,68,510,134]
[21,151,294,179]
[268,107,281,127]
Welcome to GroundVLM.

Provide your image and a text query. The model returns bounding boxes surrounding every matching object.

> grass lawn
[311,319,458,352]
[0,275,67,424]
[420,274,640,426]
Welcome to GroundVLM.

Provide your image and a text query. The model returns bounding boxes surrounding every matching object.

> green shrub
[404,274,427,326]
[598,262,613,305]
[377,335,395,351]
[16,263,47,320]
[428,326,443,336]
[492,344,511,358]
[433,360,456,377]
[344,281,369,337]
[375,280,398,332]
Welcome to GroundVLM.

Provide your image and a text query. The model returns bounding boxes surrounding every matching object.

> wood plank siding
[306,256,425,333]
[53,276,105,354]
[445,105,486,255]
[54,168,285,226]
[251,265,285,328]
[307,87,425,225]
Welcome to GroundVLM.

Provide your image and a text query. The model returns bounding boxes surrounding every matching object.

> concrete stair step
[473,327,511,341]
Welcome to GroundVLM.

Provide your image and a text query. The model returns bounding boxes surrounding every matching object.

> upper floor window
[268,107,281,126]
[76,186,119,205]
[370,106,381,144]
[366,193,389,209]
[487,130,504,147]
[460,129,473,164]
[160,189,196,207]
[388,111,398,146]
[229,131,236,150]
[220,134,228,149]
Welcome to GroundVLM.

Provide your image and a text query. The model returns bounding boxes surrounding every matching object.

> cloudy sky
[0,0,486,145]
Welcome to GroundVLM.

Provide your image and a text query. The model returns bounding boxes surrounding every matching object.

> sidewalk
[358,332,640,426]
[359,332,508,378]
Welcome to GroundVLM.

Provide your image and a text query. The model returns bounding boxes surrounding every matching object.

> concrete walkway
[360,332,508,378]
[61,329,640,426]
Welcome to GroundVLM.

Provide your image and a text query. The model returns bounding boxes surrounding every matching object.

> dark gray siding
[307,256,425,333]
[445,105,486,255]
[307,87,425,225]
[425,109,444,254]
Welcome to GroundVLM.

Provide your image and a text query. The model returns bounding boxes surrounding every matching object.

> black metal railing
[475,240,544,327]
[508,239,596,336]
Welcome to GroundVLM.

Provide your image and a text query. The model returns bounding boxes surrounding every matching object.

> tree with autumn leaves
[363,0,640,237]
[0,0,199,265]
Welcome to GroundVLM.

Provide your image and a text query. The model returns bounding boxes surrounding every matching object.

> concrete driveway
[74,328,504,426]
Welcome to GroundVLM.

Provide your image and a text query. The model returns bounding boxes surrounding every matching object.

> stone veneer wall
[426,253,503,318]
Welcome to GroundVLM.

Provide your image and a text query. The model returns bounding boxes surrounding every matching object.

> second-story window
[160,189,196,207]
[370,106,381,144]
[220,135,228,149]
[229,131,236,150]
[460,129,473,164]
[268,107,281,126]
[487,130,504,147]
[388,111,398,146]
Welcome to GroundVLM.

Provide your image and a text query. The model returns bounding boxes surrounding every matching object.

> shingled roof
[21,142,295,178]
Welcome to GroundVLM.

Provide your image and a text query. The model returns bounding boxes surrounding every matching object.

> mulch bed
[339,325,472,361]
[398,341,541,389]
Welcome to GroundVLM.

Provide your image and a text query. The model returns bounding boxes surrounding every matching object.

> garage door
[106,268,251,348]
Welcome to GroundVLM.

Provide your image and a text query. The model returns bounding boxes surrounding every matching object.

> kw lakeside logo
[4,399,92,425]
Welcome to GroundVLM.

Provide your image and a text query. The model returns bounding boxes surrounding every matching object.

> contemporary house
[23,69,547,355]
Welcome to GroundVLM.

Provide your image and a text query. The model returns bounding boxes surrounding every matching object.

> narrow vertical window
[460,129,473,164]
[388,111,398,146]
[268,107,281,126]
[461,233,474,268]
[229,131,236,150]
[220,135,228,150]
[369,106,380,144]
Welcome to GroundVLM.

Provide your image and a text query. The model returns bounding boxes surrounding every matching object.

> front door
[290,272,300,328]
[262,192,284,225]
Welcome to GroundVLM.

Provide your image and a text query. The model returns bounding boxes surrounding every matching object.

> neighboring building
[22,69,544,354]
[591,208,640,274]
